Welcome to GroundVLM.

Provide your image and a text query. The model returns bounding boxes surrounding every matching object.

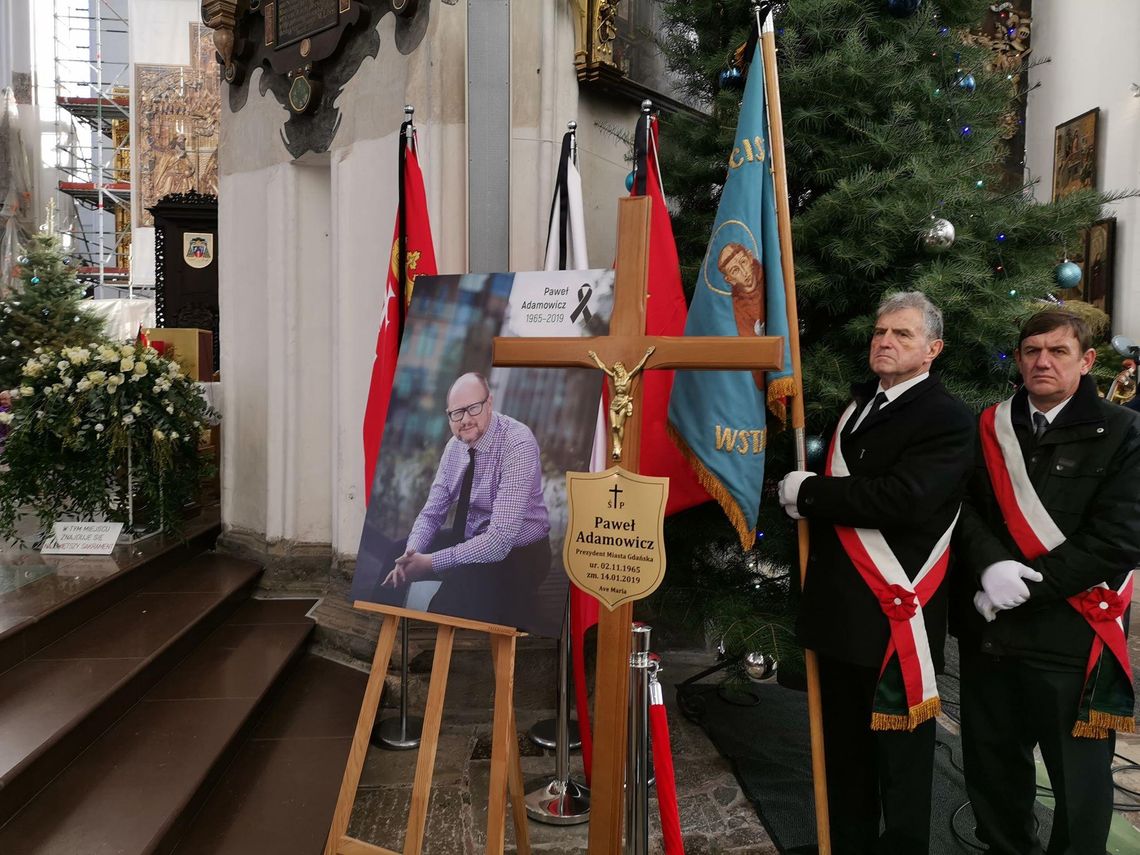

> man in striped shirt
[382,372,551,626]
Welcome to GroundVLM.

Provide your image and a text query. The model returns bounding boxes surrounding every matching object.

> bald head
[446,373,493,446]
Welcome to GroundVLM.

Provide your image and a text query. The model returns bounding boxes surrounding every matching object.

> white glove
[778,471,816,507]
[973,590,998,623]
[980,560,1044,610]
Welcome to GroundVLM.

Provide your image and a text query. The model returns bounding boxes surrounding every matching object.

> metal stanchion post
[372,620,423,749]
[528,593,582,750]
[525,603,590,824]
[625,623,652,855]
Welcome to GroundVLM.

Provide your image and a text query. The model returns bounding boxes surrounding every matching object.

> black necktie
[1033,411,1048,440]
[857,391,887,432]
[453,448,476,540]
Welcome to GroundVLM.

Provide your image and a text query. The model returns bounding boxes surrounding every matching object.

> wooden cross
[493,196,785,853]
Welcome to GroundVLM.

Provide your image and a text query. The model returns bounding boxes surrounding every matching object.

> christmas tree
[651,0,1109,674]
[0,232,106,389]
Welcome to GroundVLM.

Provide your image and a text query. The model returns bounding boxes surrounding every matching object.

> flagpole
[397,104,413,340]
[755,5,832,853]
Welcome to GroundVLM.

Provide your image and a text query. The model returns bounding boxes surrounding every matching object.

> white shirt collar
[875,371,930,405]
[1028,395,1072,425]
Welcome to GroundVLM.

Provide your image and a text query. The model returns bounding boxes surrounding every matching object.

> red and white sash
[979,399,1134,736]
[827,400,958,730]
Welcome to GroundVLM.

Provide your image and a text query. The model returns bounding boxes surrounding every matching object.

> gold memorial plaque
[563,466,669,611]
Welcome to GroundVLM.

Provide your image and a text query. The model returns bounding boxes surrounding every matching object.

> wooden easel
[324,603,531,855]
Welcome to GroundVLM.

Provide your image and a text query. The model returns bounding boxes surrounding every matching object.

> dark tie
[1033,411,1049,440]
[857,391,888,432]
[452,448,476,540]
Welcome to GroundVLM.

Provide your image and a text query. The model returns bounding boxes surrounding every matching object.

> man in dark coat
[778,291,974,855]
[952,310,1140,855]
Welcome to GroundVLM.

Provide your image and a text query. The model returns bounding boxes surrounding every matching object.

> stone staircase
[0,538,367,855]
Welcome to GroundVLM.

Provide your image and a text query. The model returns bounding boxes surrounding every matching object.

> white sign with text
[40,522,124,555]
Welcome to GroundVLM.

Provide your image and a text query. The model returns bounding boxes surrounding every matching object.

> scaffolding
[51,0,133,295]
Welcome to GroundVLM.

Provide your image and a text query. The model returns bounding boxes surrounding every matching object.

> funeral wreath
[0,340,217,542]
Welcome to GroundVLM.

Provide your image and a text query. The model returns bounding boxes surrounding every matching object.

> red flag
[636,116,710,515]
[362,125,437,501]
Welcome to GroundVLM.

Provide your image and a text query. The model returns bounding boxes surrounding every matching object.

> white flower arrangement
[0,339,218,541]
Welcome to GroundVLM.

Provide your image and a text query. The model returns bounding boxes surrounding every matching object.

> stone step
[0,596,316,855]
[0,552,262,827]
[0,518,221,674]
[171,652,367,855]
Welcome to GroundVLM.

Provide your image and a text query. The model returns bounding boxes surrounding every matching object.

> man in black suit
[953,310,1140,855]
[778,291,975,855]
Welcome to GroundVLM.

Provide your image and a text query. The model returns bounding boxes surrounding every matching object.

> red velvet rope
[650,699,684,854]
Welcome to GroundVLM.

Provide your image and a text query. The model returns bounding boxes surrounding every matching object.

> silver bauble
[921,217,956,253]
[743,651,778,682]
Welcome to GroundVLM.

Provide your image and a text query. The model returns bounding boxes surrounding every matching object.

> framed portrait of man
[1052,108,1099,201]
[352,269,614,638]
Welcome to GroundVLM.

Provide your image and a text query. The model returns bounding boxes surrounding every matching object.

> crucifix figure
[589,346,654,460]
[492,196,786,854]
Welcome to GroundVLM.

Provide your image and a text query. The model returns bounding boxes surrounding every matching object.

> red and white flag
[362,120,437,501]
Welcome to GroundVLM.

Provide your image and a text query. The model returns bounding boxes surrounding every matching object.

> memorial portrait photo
[352,270,614,638]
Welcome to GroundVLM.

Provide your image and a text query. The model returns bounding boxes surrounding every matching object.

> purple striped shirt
[407,411,550,573]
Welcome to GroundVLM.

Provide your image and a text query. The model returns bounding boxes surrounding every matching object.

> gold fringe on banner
[667,423,756,551]
[767,375,796,426]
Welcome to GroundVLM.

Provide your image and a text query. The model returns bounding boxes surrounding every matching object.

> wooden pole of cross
[492,196,785,853]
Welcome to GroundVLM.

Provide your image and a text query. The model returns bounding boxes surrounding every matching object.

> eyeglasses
[447,397,489,422]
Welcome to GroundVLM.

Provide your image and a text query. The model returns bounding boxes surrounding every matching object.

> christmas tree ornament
[30,277,39,284]
[956,72,977,93]
[885,0,922,17]
[920,217,956,253]
[718,67,743,89]
[17,256,27,265]
[625,171,635,192]
[960,125,973,137]
[744,651,778,682]
[932,87,943,98]
[1054,259,1082,288]
[11,340,19,347]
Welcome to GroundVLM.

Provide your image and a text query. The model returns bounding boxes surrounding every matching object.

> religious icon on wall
[182,233,214,269]
[1052,108,1098,201]
[1084,217,1116,317]
[135,24,221,227]
[351,269,615,637]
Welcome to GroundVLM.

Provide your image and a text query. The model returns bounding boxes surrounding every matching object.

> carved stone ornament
[200,0,430,157]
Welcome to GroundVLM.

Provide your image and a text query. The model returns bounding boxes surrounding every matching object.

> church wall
[1024,0,1140,338]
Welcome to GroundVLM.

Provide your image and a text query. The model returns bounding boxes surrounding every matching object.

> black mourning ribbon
[571,284,593,324]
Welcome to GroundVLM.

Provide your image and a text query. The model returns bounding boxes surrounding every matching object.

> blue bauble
[1054,261,1082,288]
[956,73,977,93]
[625,171,635,193]
[886,0,922,17]
[30,276,39,284]
[719,67,743,89]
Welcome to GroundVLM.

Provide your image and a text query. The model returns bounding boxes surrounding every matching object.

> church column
[467,0,511,273]
[221,159,332,554]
